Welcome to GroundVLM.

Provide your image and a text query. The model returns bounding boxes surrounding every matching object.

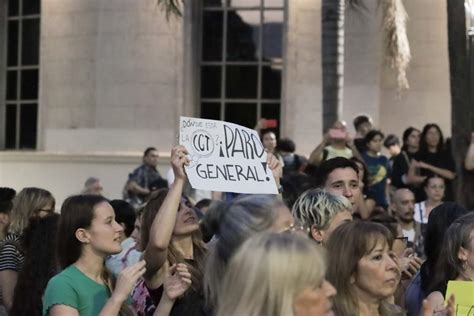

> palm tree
[447,0,473,204]
[321,0,410,132]
[156,0,182,18]
[321,0,345,132]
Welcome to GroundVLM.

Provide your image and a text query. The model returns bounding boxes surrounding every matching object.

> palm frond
[347,0,367,11]
[157,0,183,19]
[382,0,411,92]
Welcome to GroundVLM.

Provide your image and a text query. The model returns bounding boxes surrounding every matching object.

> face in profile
[82,202,124,256]
[294,280,336,316]
[173,198,199,236]
[351,238,400,301]
[392,225,407,257]
[324,168,361,212]
[320,210,352,245]
[130,215,142,249]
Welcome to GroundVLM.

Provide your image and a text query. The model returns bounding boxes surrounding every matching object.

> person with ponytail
[42,195,146,316]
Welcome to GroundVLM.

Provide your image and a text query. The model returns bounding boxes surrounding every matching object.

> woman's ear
[75,228,90,244]
[310,225,324,244]
[458,246,468,262]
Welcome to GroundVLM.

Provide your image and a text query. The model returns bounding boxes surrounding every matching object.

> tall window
[200,0,286,131]
[4,0,40,149]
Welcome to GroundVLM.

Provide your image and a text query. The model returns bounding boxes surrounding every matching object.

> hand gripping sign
[179,117,278,194]
[445,281,474,316]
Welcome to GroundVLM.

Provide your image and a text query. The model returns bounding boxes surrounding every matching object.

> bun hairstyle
[204,195,285,307]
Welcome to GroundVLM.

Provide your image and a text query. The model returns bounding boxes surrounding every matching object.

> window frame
[2,0,41,150]
[198,0,288,131]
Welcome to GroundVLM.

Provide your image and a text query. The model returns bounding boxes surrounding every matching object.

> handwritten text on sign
[179,117,278,194]
[445,281,474,316]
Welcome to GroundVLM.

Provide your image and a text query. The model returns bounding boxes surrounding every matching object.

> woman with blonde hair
[0,187,55,312]
[203,195,296,309]
[326,221,403,316]
[217,233,336,316]
[292,189,352,244]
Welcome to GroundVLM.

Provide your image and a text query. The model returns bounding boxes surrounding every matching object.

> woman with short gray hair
[292,189,352,245]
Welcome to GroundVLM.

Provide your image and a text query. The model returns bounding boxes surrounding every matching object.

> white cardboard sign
[179,117,278,194]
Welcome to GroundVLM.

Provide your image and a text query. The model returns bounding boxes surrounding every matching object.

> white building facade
[0,0,451,205]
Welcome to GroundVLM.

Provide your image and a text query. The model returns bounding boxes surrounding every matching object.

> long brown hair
[428,213,474,295]
[326,221,402,316]
[141,189,206,291]
[57,195,133,316]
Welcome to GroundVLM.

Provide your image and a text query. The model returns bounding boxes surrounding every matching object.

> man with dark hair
[384,134,401,158]
[384,134,401,176]
[105,200,141,276]
[0,188,15,242]
[353,114,374,153]
[277,137,308,176]
[315,157,362,216]
[123,147,163,208]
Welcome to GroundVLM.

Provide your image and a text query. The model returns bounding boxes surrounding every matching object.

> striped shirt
[0,233,24,305]
[0,233,24,271]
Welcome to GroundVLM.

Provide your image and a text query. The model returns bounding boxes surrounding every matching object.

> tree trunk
[447,0,474,206]
[321,0,345,132]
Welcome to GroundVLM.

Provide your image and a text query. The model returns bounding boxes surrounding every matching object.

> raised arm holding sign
[179,117,279,195]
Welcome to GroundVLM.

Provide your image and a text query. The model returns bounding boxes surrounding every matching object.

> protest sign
[179,117,278,194]
[445,281,474,315]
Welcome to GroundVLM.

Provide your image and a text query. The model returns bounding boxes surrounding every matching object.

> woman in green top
[43,195,147,316]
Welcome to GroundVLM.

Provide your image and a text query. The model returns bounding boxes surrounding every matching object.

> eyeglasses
[395,236,408,245]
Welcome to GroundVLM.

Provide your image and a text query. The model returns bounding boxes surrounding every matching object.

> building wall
[343,0,383,133]
[379,0,451,138]
[284,0,323,155]
[343,0,451,138]
[0,0,454,205]
[40,0,185,152]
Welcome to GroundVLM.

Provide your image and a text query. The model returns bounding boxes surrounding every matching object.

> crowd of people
[0,114,473,316]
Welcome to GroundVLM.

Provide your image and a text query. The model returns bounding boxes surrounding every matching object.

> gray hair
[203,195,286,307]
[292,189,351,231]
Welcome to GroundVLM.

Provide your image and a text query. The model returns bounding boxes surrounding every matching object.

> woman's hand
[164,263,192,301]
[398,250,423,279]
[112,260,147,303]
[266,152,282,183]
[422,294,455,316]
[171,146,190,181]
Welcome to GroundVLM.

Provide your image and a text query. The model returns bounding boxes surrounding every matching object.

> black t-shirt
[147,259,209,316]
[415,150,456,201]
[354,138,366,154]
